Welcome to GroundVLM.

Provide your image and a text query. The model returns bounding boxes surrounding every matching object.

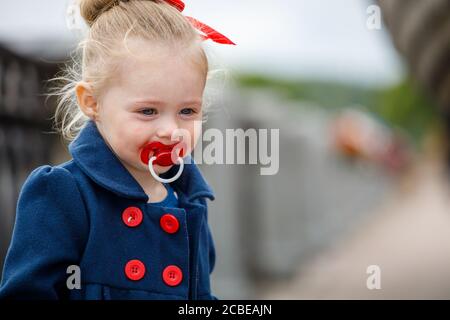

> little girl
[0,0,234,300]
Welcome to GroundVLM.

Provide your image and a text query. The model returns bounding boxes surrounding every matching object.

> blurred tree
[378,0,450,167]
[236,74,440,146]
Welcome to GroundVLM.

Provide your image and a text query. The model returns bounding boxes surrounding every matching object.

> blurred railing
[202,88,395,298]
[0,45,58,273]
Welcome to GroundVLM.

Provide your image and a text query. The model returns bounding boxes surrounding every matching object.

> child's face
[92,42,206,176]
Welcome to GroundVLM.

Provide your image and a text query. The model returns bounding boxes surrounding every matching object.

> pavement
[257,153,450,299]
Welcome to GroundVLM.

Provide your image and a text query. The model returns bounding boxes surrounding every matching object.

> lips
[140,141,186,167]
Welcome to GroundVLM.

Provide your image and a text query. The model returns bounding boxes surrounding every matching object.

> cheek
[182,120,202,155]
[192,120,202,147]
[130,125,152,146]
[111,124,149,157]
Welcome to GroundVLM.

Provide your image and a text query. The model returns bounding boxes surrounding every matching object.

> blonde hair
[48,0,213,141]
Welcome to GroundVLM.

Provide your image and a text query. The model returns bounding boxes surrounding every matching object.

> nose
[155,114,178,141]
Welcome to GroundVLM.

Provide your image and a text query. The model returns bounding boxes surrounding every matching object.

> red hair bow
[164,0,235,45]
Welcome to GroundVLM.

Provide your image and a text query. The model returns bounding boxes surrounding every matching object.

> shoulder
[0,165,90,298]
[21,164,80,198]
[27,163,75,182]
[11,164,90,254]
[17,164,88,225]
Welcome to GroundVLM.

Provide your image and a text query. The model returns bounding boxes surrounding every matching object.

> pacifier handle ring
[148,156,184,183]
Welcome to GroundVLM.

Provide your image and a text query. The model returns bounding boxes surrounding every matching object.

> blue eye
[140,108,157,116]
[180,108,196,115]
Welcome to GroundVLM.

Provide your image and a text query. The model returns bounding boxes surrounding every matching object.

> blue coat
[0,120,217,300]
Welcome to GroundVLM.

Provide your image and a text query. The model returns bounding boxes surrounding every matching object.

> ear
[75,81,98,120]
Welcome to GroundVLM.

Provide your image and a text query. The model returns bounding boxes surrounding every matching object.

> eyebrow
[133,98,203,106]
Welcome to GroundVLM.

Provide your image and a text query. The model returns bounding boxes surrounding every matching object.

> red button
[160,214,179,234]
[162,265,183,286]
[122,207,143,227]
[125,259,146,281]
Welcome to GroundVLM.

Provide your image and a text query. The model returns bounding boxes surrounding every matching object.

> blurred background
[1,0,450,299]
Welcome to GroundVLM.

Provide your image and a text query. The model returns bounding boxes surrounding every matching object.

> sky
[0,0,405,86]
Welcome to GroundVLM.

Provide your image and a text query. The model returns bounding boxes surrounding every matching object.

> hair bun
[79,0,121,27]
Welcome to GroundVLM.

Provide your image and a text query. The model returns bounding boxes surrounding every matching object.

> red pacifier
[140,141,186,166]
[140,141,187,183]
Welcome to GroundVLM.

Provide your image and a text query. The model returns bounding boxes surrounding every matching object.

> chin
[152,164,173,175]
[139,161,173,175]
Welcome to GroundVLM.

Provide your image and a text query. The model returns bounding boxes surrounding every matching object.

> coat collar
[68,120,215,203]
